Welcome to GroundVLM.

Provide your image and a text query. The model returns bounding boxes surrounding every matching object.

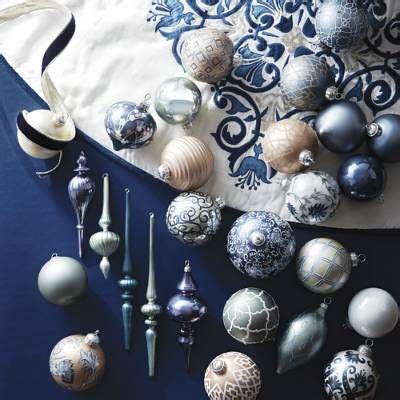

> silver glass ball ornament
[104,100,156,150]
[223,287,279,344]
[154,77,202,125]
[227,211,296,279]
[38,254,87,306]
[181,28,234,83]
[286,171,340,225]
[316,0,369,50]
[166,191,225,246]
[280,55,337,111]
[297,238,365,294]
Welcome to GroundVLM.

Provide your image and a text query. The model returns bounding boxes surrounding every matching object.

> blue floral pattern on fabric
[148,0,400,190]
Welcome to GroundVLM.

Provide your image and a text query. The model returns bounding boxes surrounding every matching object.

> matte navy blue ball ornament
[315,100,367,153]
[227,211,296,279]
[367,114,400,163]
[316,0,369,50]
[338,154,386,201]
[105,99,156,150]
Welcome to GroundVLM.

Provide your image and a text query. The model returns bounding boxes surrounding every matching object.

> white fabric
[0,0,399,228]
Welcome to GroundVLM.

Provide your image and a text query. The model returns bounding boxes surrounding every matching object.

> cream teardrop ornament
[0,1,76,176]
[158,136,214,191]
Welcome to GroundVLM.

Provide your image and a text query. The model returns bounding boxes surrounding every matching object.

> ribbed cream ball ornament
[158,136,214,190]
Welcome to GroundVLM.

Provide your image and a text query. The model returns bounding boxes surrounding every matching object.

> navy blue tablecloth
[0,55,398,399]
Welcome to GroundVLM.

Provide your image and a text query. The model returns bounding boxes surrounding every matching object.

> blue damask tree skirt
[0,55,399,399]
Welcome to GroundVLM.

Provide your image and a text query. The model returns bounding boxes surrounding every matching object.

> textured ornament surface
[348,288,399,338]
[262,119,318,174]
[297,238,353,294]
[166,191,224,246]
[286,171,340,225]
[155,77,201,125]
[277,303,328,374]
[324,347,379,399]
[280,55,335,111]
[181,28,234,83]
[104,101,156,150]
[338,154,386,201]
[315,100,367,153]
[38,256,87,306]
[227,211,296,279]
[204,352,261,400]
[159,136,214,191]
[316,0,369,50]
[367,114,400,163]
[49,333,105,391]
[223,287,279,344]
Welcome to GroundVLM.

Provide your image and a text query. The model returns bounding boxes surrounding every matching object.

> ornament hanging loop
[36,150,63,177]
[365,339,374,348]
[299,150,315,167]
[351,252,367,267]
[323,297,333,306]
[141,93,152,112]
[325,86,341,101]
[366,122,382,138]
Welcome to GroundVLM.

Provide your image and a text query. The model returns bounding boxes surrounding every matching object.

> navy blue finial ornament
[118,188,138,351]
[167,260,207,372]
[105,96,156,151]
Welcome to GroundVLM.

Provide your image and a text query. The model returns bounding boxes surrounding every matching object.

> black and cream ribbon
[0,0,75,175]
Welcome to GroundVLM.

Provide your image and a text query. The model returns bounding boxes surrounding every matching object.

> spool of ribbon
[0,0,76,176]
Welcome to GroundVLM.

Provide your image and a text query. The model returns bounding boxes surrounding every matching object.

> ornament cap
[358,342,373,358]
[350,252,367,267]
[214,196,225,210]
[366,122,382,138]
[250,230,266,247]
[325,86,340,101]
[84,330,100,347]
[299,150,315,167]
[74,151,90,173]
[158,164,171,181]
[177,260,198,293]
[211,359,226,375]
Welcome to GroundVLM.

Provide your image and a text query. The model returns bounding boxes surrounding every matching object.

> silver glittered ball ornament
[227,211,296,279]
[324,343,379,399]
[49,331,106,391]
[38,254,87,306]
[181,28,234,83]
[204,352,262,400]
[104,99,156,150]
[166,191,225,246]
[297,238,366,294]
[316,0,369,50]
[223,287,279,344]
[155,77,202,125]
[280,55,337,111]
[286,171,340,225]
[348,288,399,338]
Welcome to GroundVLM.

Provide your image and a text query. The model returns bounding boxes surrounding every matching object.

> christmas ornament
[118,189,138,351]
[154,77,201,126]
[166,191,225,246]
[227,211,296,279]
[141,212,162,377]
[324,342,379,399]
[223,287,279,344]
[315,100,367,153]
[348,287,399,338]
[262,119,318,174]
[0,1,76,176]
[89,173,120,279]
[68,152,95,258]
[104,97,156,150]
[367,114,400,163]
[277,299,331,374]
[204,352,261,400]
[181,28,234,83]
[316,0,369,50]
[49,331,105,391]
[158,136,214,191]
[280,55,337,111]
[38,254,87,306]
[167,260,207,371]
[338,154,386,201]
[285,170,340,224]
[297,238,366,294]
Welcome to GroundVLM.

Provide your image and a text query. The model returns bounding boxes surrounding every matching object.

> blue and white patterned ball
[104,101,156,150]
[286,171,340,225]
[227,211,296,279]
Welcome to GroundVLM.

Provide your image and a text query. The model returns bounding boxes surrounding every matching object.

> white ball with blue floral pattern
[286,170,340,225]
[227,211,296,279]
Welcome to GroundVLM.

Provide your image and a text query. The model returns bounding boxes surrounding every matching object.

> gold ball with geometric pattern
[296,238,356,294]
[181,28,234,84]
[204,352,261,400]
